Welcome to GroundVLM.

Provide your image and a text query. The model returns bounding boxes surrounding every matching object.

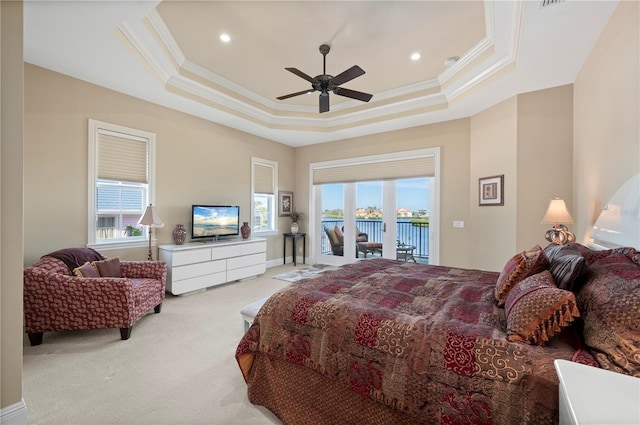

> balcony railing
[321,219,429,262]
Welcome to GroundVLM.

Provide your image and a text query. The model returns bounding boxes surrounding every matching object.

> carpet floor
[22,264,302,425]
[272,264,332,282]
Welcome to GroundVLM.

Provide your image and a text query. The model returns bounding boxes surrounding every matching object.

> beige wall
[574,0,640,245]
[516,85,574,250]
[468,86,574,271]
[24,64,295,265]
[1,0,25,414]
[469,96,518,270]
[295,119,473,268]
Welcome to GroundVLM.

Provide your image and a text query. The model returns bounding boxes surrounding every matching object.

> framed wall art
[279,191,293,216]
[479,175,504,206]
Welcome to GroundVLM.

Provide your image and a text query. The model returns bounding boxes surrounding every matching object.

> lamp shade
[138,204,164,228]
[542,198,574,224]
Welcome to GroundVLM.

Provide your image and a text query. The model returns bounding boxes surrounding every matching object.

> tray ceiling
[24,1,618,146]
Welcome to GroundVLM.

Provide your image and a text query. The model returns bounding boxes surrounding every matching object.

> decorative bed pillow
[543,243,588,291]
[73,262,100,278]
[505,270,580,345]
[495,246,549,306]
[334,226,344,243]
[570,242,637,266]
[576,254,640,377]
[92,257,122,278]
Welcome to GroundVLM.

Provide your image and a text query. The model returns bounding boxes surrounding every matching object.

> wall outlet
[453,220,465,228]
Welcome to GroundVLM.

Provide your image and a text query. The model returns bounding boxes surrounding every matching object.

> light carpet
[273,264,332,282]
[22,264,300,425]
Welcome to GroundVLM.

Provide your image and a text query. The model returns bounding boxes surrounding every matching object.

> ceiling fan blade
[277,89,315,100]
[331,65,365,86]
[319,92,329,113]
[285,67,318,84]
[333,87,373,102]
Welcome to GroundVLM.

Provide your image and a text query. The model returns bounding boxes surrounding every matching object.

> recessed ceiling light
[410,52,421,61]
[220,33,231,43]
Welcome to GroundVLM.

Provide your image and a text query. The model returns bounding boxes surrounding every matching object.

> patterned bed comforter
[236,259,597,424]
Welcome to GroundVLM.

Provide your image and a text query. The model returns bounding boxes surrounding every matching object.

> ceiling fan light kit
[277,44,373,113]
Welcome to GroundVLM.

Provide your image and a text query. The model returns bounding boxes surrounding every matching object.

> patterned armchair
[23,248,167,346]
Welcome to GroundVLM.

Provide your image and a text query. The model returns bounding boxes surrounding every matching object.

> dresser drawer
[227,252,266,270]
[171,248,212,267]
[172,259,226,281]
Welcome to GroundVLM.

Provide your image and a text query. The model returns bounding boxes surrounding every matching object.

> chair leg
[154,303,162,314]
[120,327,132,340]
[28,332,43,346]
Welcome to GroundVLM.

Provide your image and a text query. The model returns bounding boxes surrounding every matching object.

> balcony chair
[23,247,167,345]
[324,226,368,257]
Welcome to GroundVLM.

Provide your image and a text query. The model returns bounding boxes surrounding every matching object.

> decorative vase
[290,222,299,234]
[241,222,251,239]
[173,224,187,245]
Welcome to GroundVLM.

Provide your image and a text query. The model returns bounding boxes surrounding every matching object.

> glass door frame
[309,148,440,266]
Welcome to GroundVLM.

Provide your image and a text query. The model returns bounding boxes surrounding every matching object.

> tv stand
[159,238,266,295]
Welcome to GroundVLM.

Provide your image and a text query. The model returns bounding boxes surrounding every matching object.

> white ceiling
[23,0,618,147]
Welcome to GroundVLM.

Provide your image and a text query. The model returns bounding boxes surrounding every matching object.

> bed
[236,243,640,425]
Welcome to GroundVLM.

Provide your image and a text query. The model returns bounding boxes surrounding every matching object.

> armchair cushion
[326,228,340,245]
[334,226,344,243]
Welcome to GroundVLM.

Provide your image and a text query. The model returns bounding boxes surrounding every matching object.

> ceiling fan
[277,44,373,113]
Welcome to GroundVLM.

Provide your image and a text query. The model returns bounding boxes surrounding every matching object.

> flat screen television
[191,205,240,240]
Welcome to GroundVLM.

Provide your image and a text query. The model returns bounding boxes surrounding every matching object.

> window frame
[88,119,156,249]
[251,157,278,235]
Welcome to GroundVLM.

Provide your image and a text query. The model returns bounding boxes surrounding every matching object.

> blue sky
[322,178,430,212]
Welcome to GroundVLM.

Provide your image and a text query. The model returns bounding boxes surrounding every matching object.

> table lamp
[138,204,164,260]
[542,198,575,245]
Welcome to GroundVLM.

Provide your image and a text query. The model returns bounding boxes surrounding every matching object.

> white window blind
[254,163,274,194]
[97,131,148,183]
[312,155,435,185]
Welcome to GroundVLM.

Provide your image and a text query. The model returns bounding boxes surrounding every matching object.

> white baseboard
[266,257,308,269]
[0,400,28,425]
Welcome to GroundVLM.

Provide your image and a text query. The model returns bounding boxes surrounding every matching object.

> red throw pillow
[495,246,549,306]
[92,258,122,278]
[505,270,580,345]
[73,262,100,278]
[334,226,344,243]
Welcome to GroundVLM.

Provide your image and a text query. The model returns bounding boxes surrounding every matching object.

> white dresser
[554,359,640,425]
[159,238,267,295]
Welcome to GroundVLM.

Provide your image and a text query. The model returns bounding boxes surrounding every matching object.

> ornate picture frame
[279,191,293,216]
[479,175,504,206]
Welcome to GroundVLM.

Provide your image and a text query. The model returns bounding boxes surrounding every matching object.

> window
[311,148,440,265]
[251,158,277,234]
[88,119,156,248]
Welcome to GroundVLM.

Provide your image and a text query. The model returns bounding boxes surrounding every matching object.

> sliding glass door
[316,177,432,266]
[311,148,440,267]
[395,177,431,263]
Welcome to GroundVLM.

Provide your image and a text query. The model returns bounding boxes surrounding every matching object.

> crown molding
[118,1,524,134]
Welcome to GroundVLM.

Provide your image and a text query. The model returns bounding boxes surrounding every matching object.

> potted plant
[290,209,302,234]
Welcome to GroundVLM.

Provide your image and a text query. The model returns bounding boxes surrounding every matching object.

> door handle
[383,222,387,232]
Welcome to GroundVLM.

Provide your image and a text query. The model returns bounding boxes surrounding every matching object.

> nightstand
[554,359,640,425]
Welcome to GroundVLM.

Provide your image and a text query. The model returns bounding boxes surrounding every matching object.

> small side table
[396,244,416,262]
[283,233,306,266]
